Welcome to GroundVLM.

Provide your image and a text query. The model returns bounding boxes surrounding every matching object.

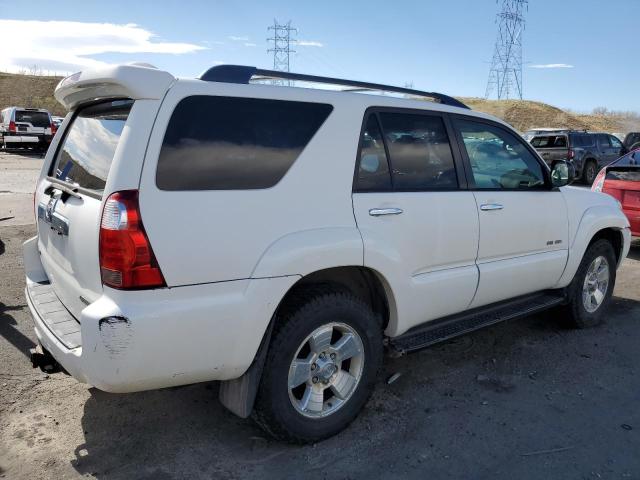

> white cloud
[244,42,258,47]
[529,63,574,69]
[228,35,250,42]
[298,40,324,47]
[0,19,206,74]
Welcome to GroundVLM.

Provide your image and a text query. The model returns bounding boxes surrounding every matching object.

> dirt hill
[0,71,637,133]
[458,97,640,134]
[0,72,64,116]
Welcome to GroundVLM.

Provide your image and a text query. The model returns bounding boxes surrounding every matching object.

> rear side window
[156,96,333,190]
[378,112,458,190]
[15,110,50,127]
[354,115,391,191]
[52,100,133,192]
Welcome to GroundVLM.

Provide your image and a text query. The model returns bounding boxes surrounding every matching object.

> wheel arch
[219,264,397,419]
[556,205,630,288]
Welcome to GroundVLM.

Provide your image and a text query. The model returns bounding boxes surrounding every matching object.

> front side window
[157,96,333,190]
[378,112,457,190]
[455,119,546,189]
[354,115,391,191]
[609,135,623,148]
[52,100,133,192]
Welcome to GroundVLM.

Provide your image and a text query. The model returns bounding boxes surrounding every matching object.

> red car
[592,149,640,236]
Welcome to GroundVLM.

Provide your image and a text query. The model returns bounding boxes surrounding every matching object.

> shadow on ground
[0,302,35,358]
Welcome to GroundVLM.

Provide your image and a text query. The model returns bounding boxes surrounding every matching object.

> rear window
[51,100,133,192]
[156,96,333,190]
[530,135,567,148]
[15,110,50,127]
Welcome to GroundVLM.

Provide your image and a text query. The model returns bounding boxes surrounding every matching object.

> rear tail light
[99,190,165,289]
[592,168,607,192]
[567,149,575,160]
[50,122,57,135]
[8,121,16,132]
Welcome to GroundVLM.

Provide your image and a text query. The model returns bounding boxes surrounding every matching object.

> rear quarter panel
[138,80,365,286]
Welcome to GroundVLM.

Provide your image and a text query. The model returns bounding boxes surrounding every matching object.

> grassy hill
[0,71,638,133]
[0,72,64,116]
[458,97,640,134]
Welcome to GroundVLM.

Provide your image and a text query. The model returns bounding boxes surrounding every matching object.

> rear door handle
[369,208,403,217]
[480,203,504,211]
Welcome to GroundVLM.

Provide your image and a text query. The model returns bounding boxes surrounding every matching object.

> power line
[485,0,528,100]
[267,19,297,86]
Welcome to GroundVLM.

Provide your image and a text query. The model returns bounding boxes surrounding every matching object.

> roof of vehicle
[54,63,510,127]
[3,107,51,112]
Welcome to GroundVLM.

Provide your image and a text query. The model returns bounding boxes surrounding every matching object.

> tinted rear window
[530,135,567,148]
[15,110,50,127]
[156,96,333,190]
[52,100,133,192]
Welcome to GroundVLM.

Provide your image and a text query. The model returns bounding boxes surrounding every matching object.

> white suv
[24,64,631,443]
[1,106,56,151]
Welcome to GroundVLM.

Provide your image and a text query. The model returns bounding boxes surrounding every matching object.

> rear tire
[582,160,597,185]
[559,239,616,328]
[252,286,383,443]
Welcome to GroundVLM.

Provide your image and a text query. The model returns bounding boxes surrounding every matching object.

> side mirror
[551,161,575,187]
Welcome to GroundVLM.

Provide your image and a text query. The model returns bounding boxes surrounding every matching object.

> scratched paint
[98,316,133,358]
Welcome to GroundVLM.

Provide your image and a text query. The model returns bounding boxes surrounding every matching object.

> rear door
[452,116,568,308]
[352,109,479,333]
[597,134,617,166]
[36,100,134,318]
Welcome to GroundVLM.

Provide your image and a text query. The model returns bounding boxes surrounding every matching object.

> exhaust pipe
[29,344,61,373]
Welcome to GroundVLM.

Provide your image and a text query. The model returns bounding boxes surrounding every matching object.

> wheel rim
[582,255,610,313]
[586,164,596,183]
[287,322,365,418]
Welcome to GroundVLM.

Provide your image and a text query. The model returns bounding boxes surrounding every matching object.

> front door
[352,110,479,335]
[452,116,569,308]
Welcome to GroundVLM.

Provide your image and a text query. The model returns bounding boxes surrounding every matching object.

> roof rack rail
[198,64,470,110]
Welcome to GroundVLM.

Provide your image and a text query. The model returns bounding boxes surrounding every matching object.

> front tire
[253,287,383,443]
[560,239,616,328]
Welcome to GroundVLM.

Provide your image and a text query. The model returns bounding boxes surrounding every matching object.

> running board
[389,292,566,355]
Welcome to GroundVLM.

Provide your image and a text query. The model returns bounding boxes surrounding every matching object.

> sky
[0,0,638,112]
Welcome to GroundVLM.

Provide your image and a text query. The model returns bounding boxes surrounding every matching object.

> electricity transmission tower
[485,0,528,100]
[267,20,297,85]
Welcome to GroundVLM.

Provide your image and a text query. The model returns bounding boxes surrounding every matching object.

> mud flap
[218,321,274,418]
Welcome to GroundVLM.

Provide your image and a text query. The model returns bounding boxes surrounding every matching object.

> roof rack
[198,65,470,110]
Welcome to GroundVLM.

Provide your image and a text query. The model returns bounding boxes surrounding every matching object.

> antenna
[485,0,528,100]
[267,20,297,86]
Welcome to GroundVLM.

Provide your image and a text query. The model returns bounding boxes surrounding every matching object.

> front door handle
[369,208,403,217]
[480,203,504,211]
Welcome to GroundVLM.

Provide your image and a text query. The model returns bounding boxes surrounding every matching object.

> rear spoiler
[54,64,176,111]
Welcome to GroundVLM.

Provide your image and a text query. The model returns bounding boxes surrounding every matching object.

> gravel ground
[1,151,639,479]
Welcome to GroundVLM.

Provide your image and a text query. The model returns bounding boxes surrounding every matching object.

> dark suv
[530,131,627,184]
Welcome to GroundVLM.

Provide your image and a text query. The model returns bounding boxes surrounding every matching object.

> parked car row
[526,129,629,185]
[0,106,62,153]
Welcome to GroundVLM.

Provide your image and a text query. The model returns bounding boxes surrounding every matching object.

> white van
[24,64,631,442]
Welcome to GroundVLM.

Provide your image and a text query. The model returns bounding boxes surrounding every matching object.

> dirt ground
[1,151,639,479]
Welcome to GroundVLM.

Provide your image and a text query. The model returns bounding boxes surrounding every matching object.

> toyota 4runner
[24,64,631,443]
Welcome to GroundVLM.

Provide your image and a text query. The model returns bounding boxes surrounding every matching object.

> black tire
[252,286,383,443]
[582,160,597,185]
[559,239,617,328]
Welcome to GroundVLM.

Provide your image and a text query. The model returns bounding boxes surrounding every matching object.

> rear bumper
[2,133,51,145]
[23,236,299,393]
